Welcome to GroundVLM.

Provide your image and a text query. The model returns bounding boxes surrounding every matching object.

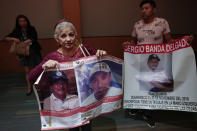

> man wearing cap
[43,71,79,111]
[139,54,173,92]
[82,62,122,106]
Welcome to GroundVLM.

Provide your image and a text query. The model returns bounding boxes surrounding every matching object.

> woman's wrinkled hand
[96,50,107,57]
[42,60,59,69]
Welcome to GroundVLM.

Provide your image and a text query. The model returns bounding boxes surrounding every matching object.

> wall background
[0,0,196,72]
[0,0,63,39]
[80,0,197,37]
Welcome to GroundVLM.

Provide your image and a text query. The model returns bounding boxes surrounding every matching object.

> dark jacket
[7,26,41,52]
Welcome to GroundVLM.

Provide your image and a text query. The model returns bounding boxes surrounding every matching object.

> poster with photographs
[123,37,197,112]
[137,53,173,92]
[73,55,123,121]
[34,55,123,130]
[34,62,86,130]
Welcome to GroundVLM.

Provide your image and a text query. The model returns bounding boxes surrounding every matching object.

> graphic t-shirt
[132,17,171,44]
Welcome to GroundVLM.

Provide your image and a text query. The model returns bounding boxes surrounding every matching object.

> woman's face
[57,26,76,49]
[18,18,27,29]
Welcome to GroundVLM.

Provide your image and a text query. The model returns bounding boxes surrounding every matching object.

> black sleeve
[7,29,18,38]
[29,26,38,42]
[29,26,42,51]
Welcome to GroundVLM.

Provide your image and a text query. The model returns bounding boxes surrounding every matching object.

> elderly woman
[28,19,107,131]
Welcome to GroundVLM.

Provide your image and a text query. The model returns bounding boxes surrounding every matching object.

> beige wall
[156,0,197,34]
[0,0,196,73]
[1,0,196,38]
[0,0,63,39]
[80,0,197,37]
[1,35,196,72]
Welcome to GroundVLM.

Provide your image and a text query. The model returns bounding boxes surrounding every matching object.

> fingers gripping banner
[34,55,123,130]
[123,37,197,112]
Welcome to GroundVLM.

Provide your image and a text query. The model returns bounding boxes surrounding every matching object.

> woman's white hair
[54,21,77,39]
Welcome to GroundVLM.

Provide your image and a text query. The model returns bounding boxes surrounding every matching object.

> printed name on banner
[125,37,190,54]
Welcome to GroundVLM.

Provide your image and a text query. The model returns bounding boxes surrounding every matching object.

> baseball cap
[48,71,68,85]
[148,54,160,62]
[89,62,111,83]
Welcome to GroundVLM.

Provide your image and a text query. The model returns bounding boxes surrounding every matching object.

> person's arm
[28,54,57,83]
[5,37,20,43]
[29,26,38,43]
[162,19,174,43]
[28,60,45,84]
[163,19,194,44]
[130,23,138,44]
[23,27,38,45]
[151,80,173,91]
[5,30,20,43]
[164,33,194,44]
[164,33,174,43]
[24,39,32,45]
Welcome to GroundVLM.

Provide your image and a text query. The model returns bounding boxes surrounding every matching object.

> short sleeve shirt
[43,94,79,111]
[131,17,171,44]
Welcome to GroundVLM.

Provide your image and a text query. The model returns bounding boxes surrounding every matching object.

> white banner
[123,37,197,112]
[34,55,123,130]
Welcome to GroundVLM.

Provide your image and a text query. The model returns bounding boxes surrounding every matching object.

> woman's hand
[96,50,107,57]
[9,37,20,43]
[24,39,32,45]
[42,60,59,69]
[12,38,20,43]
[5,37,20,43]
[185,35,194,44]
